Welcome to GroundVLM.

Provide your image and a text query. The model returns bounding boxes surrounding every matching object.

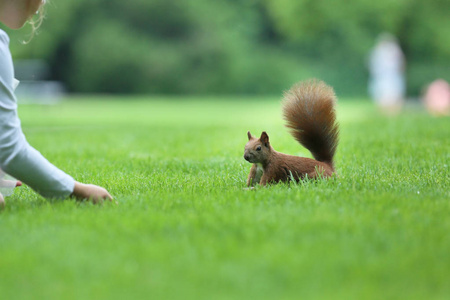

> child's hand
[72,181,113,204]
[0,179,21,188]
[0,180,21,209]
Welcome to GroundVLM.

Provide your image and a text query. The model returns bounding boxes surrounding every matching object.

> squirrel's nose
[244,154,250,161]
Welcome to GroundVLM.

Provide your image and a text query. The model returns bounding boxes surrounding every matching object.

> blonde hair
[24,1,47,43]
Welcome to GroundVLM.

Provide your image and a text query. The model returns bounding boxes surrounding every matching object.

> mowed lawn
[0,96,449,300]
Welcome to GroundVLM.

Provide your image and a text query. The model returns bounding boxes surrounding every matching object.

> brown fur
[244,79,339,186]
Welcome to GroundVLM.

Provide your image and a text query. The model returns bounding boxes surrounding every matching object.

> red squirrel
[244,79,339,186]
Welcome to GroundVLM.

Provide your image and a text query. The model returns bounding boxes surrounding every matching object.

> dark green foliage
[265,0,450,95]
[1,0,449,95]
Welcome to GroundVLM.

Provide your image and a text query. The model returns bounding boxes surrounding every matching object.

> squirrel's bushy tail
[282,79,339,167]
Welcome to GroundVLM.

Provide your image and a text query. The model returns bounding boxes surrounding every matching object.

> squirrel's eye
[256,146,261,151]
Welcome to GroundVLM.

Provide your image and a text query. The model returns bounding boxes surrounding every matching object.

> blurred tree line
[2,0,449,96]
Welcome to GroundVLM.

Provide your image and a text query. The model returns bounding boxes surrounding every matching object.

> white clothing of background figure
[368,33,406,112]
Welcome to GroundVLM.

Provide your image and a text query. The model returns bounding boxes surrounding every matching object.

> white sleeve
[0,30,74,199]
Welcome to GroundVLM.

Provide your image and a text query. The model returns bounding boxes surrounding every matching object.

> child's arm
[0,30,112,202]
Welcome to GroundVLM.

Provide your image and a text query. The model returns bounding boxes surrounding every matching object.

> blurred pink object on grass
[423,79,450,116]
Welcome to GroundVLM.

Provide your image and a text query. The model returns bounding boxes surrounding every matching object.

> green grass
[0,96,449,300]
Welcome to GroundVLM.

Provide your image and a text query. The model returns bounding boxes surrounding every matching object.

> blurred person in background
[0,0,112,208]
[368,33,406,114]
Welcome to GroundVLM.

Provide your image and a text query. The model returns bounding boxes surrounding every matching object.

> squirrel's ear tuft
[260,131,269,146]
[247,131,253,140]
